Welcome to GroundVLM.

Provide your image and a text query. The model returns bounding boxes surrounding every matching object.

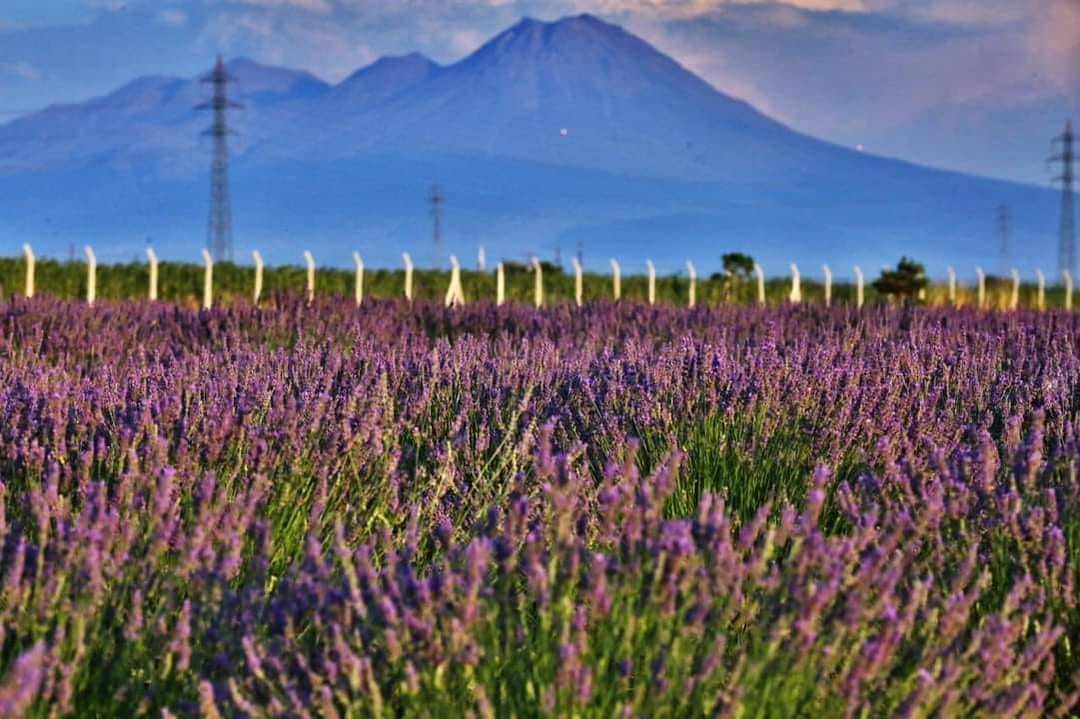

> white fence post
[531,256,543,308]
[445,259,455,308]
[303,250,315,305]
[571,257,583,308]
[975,266,985,310]
[22,243,34,299]
[853,266,864,309]
[1064,270,1073,311]
[252,250,264,305]
[402,253,414,303]
[496,262,505,307]
[789,263,801,304]
[352,252,364,307]
[445,255,464,308]
[609,259,621,301]
[646,259,656,306]
[1009,268,1020,311]
[686,260,697,309]
[822,264,832,307]
[754,263,766,305]
[85,246,97,307]
[146,247,159,301]
[1036,269,1045,311]
[947,266,957,306]
[201,248,213,310]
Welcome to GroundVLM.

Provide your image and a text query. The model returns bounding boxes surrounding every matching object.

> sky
[0,0,1076,185]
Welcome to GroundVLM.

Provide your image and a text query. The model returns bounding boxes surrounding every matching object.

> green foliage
[721,252,756,279]
[872,257,928,301]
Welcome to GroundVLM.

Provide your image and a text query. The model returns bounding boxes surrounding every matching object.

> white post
[789,263,801,304]
[686,260,697,309]
[646,259,656,306]
[84,246,97,307]
[946,266,957,306]
[571,257,583,308]
[445,255,464,308]
[853,266,864,309]
[822,264,833,307]
[352,252,364,307]
[252,250,264,305]
[1036,269,1045,311]
[22,243,34,299]
[478,246,486,272]
[453,256,465,305]
[496,262,505,307]
[1009,268,1020,311]
[303,250,315,305]
[201,248,213,310]
[531,256,543,309]
[975,266,985,310]
[146,247,159,301]
[445,258,455,308]
[754,263,766,305]
[402,253,414,303]
[1064,270,1073,311]
[609,259,621,301]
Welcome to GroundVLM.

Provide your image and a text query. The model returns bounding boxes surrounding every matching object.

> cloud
[201,9,378,80]
[229,0,334,14]
[87,0,132,11]
[158,9,188,26]
[0,61,38,80]
[1027,0,1080,93]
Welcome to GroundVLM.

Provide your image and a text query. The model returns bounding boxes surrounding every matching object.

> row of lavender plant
[0,296,1076,716]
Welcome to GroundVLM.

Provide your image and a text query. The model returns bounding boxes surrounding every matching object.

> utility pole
[1051,120,1075,280]
[998,204,1010,277]
[431,184,444,268]
[197,56,242,264]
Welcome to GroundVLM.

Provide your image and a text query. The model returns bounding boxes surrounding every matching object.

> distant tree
[873,257,928,302]
[720,252,755,302]
[722,253,755,279]
[501,260,563,276]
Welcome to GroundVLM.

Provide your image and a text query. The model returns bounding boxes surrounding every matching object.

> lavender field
[0,296,1077,717]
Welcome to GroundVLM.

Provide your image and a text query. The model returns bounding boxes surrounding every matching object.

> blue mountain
[0,14,1060,277]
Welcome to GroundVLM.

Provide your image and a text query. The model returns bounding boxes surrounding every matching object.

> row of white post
[14,244,1078,312]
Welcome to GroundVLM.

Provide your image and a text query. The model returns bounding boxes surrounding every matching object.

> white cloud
[158,9,188,26]
[87,0,132,11]
[230,0,334,14]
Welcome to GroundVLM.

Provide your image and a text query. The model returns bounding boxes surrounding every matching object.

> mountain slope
[0,14,1061,273]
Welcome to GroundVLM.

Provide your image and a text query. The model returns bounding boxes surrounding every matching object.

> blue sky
[0,0,1076,185]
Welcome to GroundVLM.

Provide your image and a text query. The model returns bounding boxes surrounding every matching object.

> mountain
[330,53,440,107]
[0,14,1060,274]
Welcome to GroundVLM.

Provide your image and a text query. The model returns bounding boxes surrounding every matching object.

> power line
[196,55,242,263]
[431,184,444,269]
[1050,120,1075,280]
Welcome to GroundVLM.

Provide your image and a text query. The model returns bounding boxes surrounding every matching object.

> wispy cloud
[157,9,188,26]
[0,61,38,80]
[229,0,335,14]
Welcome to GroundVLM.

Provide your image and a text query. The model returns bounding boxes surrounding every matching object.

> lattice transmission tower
[431,184,444,268]
[1051,120,1075,279]
[197,56,242,263]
